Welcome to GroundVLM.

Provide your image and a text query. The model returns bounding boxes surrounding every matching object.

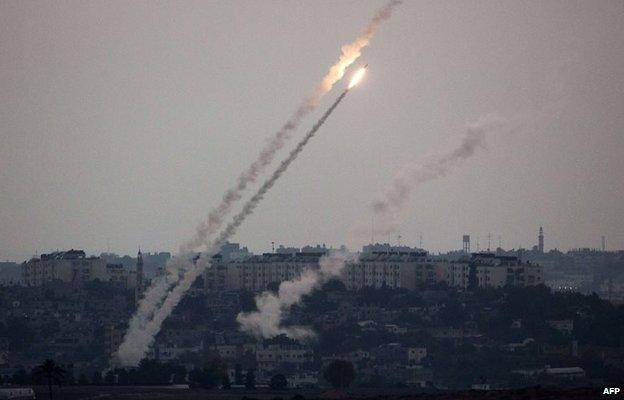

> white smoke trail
[368,113,505,238]
[117,0,402,366]
[236,114,507,339]
[181,0,402,254]
[115,88,351,366]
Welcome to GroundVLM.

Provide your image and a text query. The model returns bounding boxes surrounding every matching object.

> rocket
[348,64,368,89]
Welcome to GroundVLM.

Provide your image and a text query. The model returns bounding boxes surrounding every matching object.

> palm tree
[32,359,66,400]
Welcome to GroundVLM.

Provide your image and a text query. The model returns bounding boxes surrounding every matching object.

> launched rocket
[348,64,368,89]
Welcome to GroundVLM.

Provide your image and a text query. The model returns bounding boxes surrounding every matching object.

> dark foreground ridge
[28,385,608,400]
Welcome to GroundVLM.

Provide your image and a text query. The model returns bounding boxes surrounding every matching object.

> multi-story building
[106,264,133,288]
[22,250,108,286]
[204,252,324,293]
[470,253,542,288]
[445,261,471,289]
[204,249,543,295]
[343,252,443,290]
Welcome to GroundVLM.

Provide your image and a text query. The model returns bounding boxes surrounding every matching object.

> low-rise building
[254,343,313,370]
[288,371,318,388]
[407,347,427,364]
[547,319,574,335]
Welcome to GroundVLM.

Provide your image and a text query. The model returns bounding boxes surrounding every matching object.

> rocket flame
[349,67,367,88]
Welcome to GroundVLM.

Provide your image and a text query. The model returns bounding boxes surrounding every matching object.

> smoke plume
[236,114,506,339]
[368,114,505,238]
[181,0,402,254]
[115,88,351,366]
[237,251,355,339]
[116,0,402,366]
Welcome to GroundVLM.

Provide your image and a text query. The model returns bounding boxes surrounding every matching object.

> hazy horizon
[2,0,623,262]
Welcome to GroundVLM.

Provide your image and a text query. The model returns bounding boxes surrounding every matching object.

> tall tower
[135,248,144,304]
[462,235,470,253]
[538,227,544,253]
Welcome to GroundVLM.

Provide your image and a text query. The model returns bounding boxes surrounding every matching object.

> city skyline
[2,1,623,262]
[2,2,623,397]
[4,225,616,265]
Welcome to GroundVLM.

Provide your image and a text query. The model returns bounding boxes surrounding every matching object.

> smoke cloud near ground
[237,251,355,339]
[115,88,351,366]
[236,114,506,339]
[115,0,401,367]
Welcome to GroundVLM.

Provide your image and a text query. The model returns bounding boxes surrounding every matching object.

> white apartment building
[342,252,437,290]
[471,254,543,288]
[204,250,543,294]
[204,252,324,293]
[22,250,108,286]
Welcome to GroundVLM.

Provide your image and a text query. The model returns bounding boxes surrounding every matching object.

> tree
[188,360,226,389]
[323,279,346,292]
[221,372,231,389]
[3,316,34,351]
[11,369,29,385]
[78,374,88,385]
[171,364,187,384]
[91,371,102,385]
[239,290,258,312]
[104,370,115,385]
[32,360,66,400]
[323,360,355,389]
[270,374,288,390]
[115,368,129,385]
[245,369,255,390]
[267,281,281,293]
[234,363,244,385]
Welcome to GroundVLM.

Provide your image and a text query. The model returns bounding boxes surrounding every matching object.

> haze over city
[2,1,623,262]
[2,2,624,399]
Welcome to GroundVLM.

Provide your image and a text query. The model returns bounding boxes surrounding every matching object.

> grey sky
[1,0,623,262]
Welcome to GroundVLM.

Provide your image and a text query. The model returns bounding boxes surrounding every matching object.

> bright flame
[348,67,367,88]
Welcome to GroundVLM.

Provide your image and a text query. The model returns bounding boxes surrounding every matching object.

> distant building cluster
[21,249,149,306]
[21,250,110,287]
[2,235,623,391]
[204,249,542,294]
[205,252,322,293]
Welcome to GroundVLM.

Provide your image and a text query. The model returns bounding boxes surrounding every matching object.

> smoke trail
[368,114,505,238]
[115,89,351,366]
[236,114,507,339]
[181,0,402,254]
[118,1,402,365]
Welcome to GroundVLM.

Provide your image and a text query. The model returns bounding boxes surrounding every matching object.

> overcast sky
[1,1,623,261]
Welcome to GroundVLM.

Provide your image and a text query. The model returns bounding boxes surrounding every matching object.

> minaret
[135,248,144,304]
[538,227,544,253]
